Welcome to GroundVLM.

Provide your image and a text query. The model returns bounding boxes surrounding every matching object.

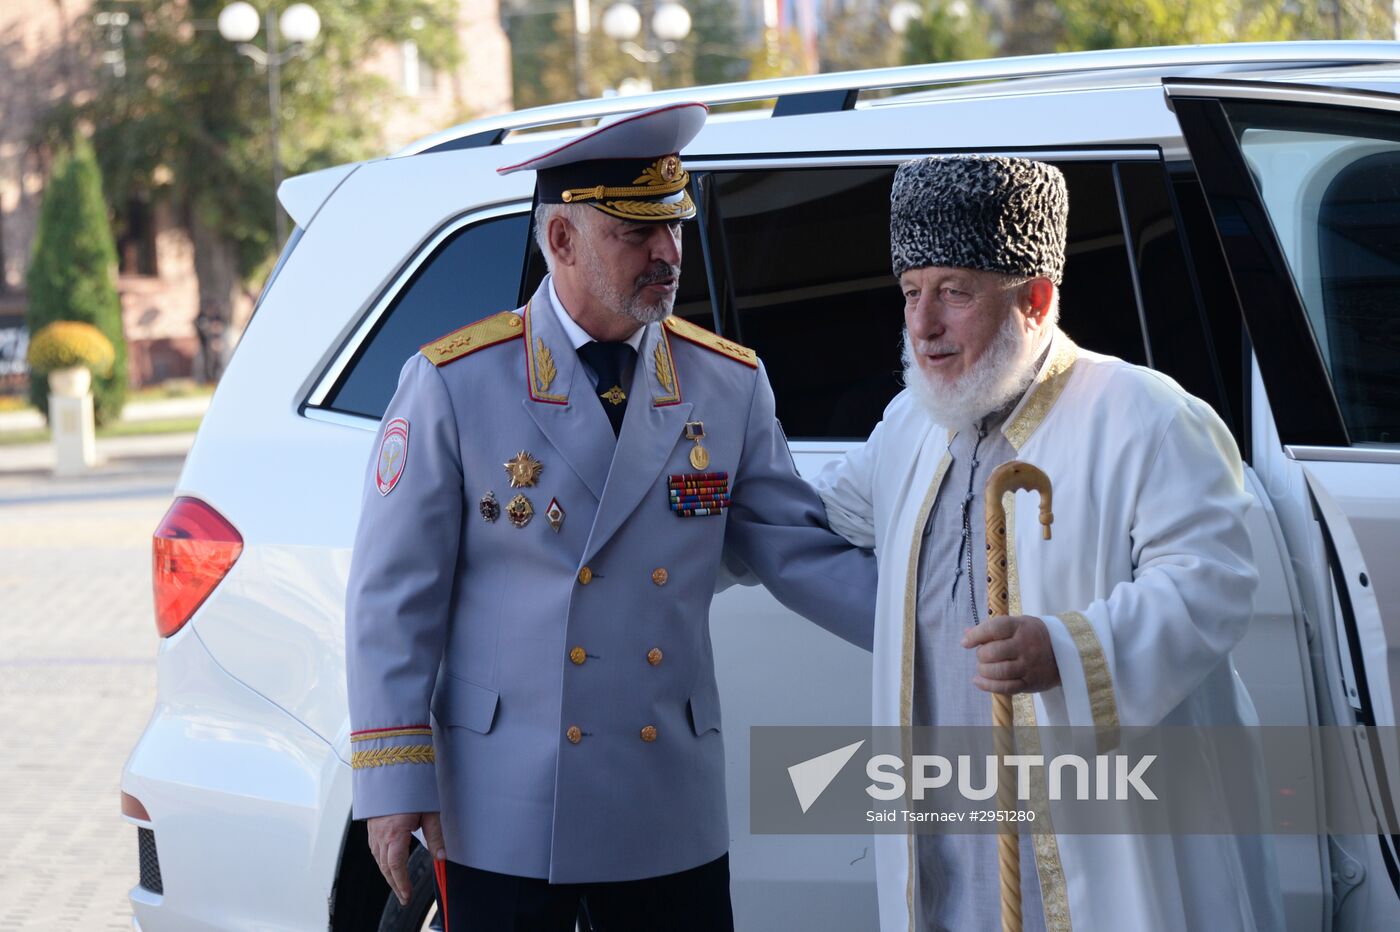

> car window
[1230,101,1400,444]
[706,162,1147,440]
[323,212,530,419]
[1120,160,1244,446]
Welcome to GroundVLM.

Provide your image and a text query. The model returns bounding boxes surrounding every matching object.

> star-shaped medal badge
[504,451,543,488]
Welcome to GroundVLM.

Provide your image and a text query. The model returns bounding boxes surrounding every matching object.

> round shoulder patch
[376,417,410,496]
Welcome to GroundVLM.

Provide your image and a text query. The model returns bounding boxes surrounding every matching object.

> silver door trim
[1285,445,1400,465]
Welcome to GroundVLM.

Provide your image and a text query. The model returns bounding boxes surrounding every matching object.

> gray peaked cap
[890,155,1068,283]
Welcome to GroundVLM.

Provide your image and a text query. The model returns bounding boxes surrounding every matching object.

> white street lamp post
[218,2,321,247]
[573,0,592,100]
[889,0,921,35]
[652,2,691,42]
[601,1,690,92]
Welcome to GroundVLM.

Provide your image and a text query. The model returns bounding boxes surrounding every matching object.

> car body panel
[122,625,350,931]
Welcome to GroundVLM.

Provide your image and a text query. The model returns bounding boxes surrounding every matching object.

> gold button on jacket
[566,725,583,744]
[640,725,658,742]
[647,648,663,666]
[569,646,587,665]
[577,567,593,585]
[651,568,668,586]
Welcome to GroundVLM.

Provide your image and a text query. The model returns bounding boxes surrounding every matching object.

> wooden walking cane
[984,461,1053,932]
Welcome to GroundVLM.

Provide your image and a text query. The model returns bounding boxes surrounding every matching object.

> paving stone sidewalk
[0,438,188,930]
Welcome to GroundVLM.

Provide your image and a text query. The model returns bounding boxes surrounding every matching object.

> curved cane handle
[982,460,1054,932]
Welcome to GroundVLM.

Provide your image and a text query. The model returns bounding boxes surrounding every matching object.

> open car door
[1168,77,1400,929]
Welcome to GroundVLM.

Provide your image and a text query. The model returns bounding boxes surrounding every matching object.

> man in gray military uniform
[345,102,877,931]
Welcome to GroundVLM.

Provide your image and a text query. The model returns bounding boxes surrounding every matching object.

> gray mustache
[913,339,959,356]
[637,265,679,287]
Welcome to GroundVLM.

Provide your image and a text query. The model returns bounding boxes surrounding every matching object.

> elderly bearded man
[344,103,877,932]
[813,155,1283,932]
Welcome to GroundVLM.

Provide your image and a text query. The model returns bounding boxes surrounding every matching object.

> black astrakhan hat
[890,155,1068,284]
[498,102,708,223]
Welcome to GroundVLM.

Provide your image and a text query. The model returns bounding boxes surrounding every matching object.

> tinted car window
[1119,160,1243,445]
[1320,150,1400,443]
[325,212,530,419]
[708,162,1146,439]
[1231,101,1400,444]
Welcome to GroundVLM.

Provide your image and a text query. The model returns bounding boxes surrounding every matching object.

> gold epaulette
[421,311,524,366]
[663,316,758,369]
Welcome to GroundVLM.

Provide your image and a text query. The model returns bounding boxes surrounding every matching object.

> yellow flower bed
[27,321,115,376]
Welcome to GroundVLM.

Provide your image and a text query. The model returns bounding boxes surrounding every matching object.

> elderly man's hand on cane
[962,615,1061,694]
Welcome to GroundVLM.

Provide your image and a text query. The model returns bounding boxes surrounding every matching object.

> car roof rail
[394,40,1400,159]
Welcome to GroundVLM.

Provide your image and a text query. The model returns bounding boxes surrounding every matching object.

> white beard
[901,312,1045,429]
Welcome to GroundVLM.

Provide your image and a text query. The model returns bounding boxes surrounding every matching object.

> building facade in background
[0,0,511,397]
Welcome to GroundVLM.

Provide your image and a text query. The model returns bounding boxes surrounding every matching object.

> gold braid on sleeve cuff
[351,745,436,770]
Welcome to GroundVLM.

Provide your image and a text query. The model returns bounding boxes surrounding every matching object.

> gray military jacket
[346,277,875,883]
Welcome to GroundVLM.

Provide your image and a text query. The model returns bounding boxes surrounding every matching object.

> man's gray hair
[534,202,596,272]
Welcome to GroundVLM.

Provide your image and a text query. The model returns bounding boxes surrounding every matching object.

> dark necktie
[577,341,635,437]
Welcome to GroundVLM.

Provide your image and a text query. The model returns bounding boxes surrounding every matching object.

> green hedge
[26,137,128,425]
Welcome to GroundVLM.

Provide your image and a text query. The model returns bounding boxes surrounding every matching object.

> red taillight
[152,497,243,638]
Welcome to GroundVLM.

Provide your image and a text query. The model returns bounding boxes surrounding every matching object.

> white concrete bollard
[48,366,97,475]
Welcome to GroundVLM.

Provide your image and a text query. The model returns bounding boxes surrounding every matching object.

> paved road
[0,441,187,930]
[0,395,210,435]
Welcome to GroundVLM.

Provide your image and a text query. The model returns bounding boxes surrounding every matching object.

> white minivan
[122,41,1400,931]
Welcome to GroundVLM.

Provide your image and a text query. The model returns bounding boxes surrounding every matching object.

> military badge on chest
[480,450,562,532]
[667,420,729,517]
[498,450,540,526]
[667,472,730,517]
[684,420,710,470]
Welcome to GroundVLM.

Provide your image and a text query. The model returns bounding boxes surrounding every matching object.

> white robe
[813,329,1283,932]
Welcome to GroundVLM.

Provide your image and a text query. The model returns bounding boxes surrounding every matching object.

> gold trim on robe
[1057,610,1120,753]
[1004,334,1080,451]
[900,445,952,932]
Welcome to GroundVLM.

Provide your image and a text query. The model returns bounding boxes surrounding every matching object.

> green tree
[25,136,128,425]
[1058,0,1261,48]
[998,0,1062,55]
[1055,0,1396,51]
[901,0,994,66]
[821,7,901,74]
[684,0,748,86]
[747,27,810,81]
[48,0,462,383]
[507,3,580,108]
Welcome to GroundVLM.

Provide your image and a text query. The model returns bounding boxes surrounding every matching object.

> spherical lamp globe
[602,3,642,41]
[280,3,321,44]
[652,2,691,42]
[217,2,261,43]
